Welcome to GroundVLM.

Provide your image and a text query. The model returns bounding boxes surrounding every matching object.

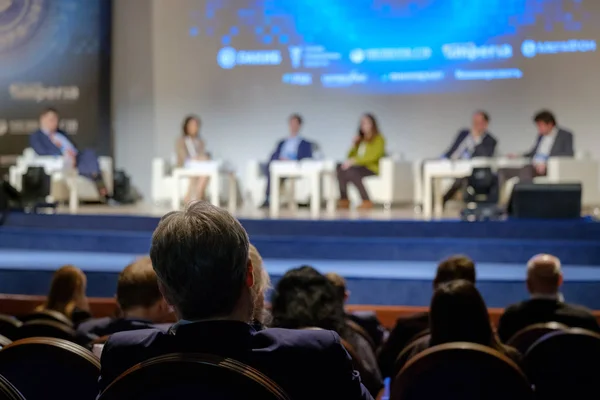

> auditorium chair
[15,319,77,342]
[346,318,377,351]
[0,374,26,400]
[391,342,533,400]
[246,154,414,208]
[393,334,430,377]
[19,309,74,327]
[525,328,600,399]
[98,353,290,400]
[0,337,100,400]
[506,321,568,355]
[0,336,11,350]
[8,148,113,203]
[0,315,22,341]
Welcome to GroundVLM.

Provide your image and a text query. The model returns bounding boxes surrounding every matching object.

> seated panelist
[441,110,498,204]
[176,115,211,204]
[498,110,574,191]
[29,107,108,199]
[337,113,385,210]
[261,113,314,208]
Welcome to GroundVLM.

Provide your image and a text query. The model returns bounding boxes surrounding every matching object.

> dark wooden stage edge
[2,295,600,328]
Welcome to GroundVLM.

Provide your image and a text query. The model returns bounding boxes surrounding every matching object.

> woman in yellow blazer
[176,115,210,203]
[337,113,386,210]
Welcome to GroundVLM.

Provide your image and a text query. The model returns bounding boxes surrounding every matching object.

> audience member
[98,202,372,400]
[271,266,383,396]
[378,255,476,378]
[426,280,521,364]
[77,257,171,338]
[38,265,91,325]
[497,254,600,342]
[248,244,272,330]
[326,272,387,349]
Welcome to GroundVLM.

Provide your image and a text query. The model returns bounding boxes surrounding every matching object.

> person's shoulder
[560,302,595,317]
[76,317,112,334]
[105,327,167,350]
[395,311,429,325]
[503,300,528,314]
[256,327,341,351]
[485,132,498,143]
[558,128,574,137]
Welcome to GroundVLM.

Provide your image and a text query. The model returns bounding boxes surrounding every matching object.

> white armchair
[245,159,314,207]
[347,156,414,207]
[534,157,600,207]
[8,148,113,203]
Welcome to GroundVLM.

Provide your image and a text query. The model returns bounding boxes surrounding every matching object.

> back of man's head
[150,201,250,321]
[325,272,348,303]
[117,257,163,314]
[434,255,476,288]
[526,254,562,295]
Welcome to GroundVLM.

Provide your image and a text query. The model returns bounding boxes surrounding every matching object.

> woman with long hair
[270,266,383,396]
[39,265,91,325]
[429,280,521,363]
[337,113,386,210]
[175,115,211,203]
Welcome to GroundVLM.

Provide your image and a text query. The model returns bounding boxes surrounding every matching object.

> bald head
[526,254,563,295]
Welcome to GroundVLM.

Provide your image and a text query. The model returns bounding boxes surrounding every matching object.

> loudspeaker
[508,183,581,219]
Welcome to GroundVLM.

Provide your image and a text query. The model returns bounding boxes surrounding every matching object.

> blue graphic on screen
[190,0,599,94]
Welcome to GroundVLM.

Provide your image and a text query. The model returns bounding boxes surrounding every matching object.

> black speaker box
[508,183,581,219]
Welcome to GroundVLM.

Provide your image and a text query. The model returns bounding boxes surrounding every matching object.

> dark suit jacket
[77,317,169,338]
[99,320,372,400]
[377,312,429,378]
[270,138,313,161]
[29,129,101,179]
[497,298,600,343]
[444,130,497,159]
[523,128,574,158]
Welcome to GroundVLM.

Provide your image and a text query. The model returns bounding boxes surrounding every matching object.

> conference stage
[0,204,599,311]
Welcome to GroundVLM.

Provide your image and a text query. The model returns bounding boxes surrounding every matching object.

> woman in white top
[176,115,210,203]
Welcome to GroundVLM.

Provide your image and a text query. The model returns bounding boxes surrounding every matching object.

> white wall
[114,1,600,201]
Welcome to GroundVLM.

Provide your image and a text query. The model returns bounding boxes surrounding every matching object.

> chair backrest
[506,321,569,354]
[525,328,600,399]
[0,315,22,341]
[19,309,74,327]
[0,337,100,400]
[392,342,533,400]
[16,319,77,341]
[346,318,377,351]
[0,374,26,400]
[0,335,11,350]
[393,334,430,377]
[98,353,291,400]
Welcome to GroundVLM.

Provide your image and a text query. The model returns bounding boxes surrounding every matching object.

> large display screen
[189,0,599,94]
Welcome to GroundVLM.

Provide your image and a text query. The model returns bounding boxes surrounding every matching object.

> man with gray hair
[98,201,372,400]
[497,253,599,342]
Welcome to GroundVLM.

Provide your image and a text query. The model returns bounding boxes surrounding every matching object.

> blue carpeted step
[2,226,600,265]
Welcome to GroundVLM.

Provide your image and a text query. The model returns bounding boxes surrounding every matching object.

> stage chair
[98,353,290,400]
[0,315,22,341]
[392,342,532,400]
[0,337,100,400]
[347,155,414,209]
[0,374,26,400]
[524,328,600,399]
[8,148,113,203]
[506,321,568,355]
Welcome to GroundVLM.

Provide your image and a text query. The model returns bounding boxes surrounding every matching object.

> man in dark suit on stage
[98,201,372,400]
[497,254,599,343]
[498,110,574,190]
[77,257,172,339]
[377,255,476,378]
[29,107,108,199]
[441,110,498,204]
[261,114,315,208]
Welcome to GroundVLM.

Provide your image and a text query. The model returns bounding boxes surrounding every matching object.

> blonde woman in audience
[248,244,272,329]
[38,265,91,325]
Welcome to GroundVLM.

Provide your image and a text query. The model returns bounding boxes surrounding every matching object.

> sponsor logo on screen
[454,68,523,81]
[282,73,312,86]
[9,83,80,102]
[442,43,513,61]
[521,39,597,58]
[382,71,445,82]
[217,47,282,69]
[321,71,368,87]
[288,46,303,68]
[350,47,432,64]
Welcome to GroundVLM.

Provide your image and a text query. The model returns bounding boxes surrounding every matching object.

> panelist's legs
[337,165,374,208]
